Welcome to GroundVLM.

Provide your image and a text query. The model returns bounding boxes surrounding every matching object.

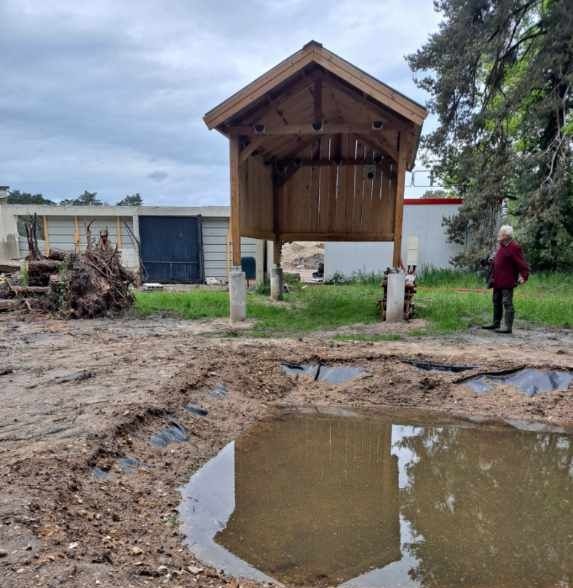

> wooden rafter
[229,122,386,136]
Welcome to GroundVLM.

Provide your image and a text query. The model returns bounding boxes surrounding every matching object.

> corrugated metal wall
[16,214,259,282]
[202,217,257,281]
[17,216,137,268]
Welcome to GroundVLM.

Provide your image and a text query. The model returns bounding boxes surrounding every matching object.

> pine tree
[408,0,573,269]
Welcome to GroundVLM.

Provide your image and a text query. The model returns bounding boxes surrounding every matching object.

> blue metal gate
[139,216,204,283]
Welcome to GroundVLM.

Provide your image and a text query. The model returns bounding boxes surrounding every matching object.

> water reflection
[179,414,573,587]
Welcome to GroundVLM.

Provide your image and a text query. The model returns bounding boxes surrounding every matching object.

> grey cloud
[148,170,169,183]
[0,0,439,205]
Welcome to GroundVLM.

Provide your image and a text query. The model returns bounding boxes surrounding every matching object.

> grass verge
[135,270,573,336]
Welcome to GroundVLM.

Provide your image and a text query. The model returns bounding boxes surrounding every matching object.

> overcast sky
[0,0,441,205]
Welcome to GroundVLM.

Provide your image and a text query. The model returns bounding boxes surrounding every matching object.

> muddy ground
[1,313,572,587]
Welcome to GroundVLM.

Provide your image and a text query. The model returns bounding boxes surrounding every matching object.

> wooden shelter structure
[204,41,427,319]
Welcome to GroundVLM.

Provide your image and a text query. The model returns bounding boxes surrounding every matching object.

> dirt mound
[282,241,324,270]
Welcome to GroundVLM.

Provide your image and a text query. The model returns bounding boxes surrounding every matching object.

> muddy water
[179,412,573,587]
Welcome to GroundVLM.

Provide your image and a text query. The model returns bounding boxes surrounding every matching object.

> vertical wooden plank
[229,134,241,267]
[42,215,50,256]
[272,166,281,266]
[392,134,407,267]
[74,216,80,252]
[116,216,123,248]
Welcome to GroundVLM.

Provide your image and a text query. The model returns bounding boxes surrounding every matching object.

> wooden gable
[204,41,427,267]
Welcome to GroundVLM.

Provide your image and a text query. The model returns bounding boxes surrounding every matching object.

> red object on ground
[493,240,530,289]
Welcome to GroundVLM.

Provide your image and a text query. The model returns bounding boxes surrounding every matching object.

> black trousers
[492,288,514,327]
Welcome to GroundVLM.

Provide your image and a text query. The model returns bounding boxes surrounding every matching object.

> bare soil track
[1,314,572,587]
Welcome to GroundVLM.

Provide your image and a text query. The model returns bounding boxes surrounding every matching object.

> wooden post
[273,238,282,266]
[116,216,123,249]
[42,215,50,256]
[74,216,80,252]
[272,168,281,267]
[229,133,241,267]
[392,134,407,268]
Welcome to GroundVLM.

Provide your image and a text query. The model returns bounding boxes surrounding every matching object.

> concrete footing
[270,266,284,301]
[229,267,247,322]
[385,272,405,322]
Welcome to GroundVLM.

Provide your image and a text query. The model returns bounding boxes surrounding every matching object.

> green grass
[136,282,380,336]
[415,269,573,333]
[135,270,573,337]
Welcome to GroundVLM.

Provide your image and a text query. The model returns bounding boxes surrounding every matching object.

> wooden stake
[229,133,241,267]
[42,215,50,256]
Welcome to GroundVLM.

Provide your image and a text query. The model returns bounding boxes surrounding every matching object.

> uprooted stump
[0,224,137,318]
[50,246,136,318]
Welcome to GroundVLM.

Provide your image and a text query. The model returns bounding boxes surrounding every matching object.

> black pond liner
[281,362,365,384]
[404,359,476,373]
[149,421,189,448]
[117,456,140,473]
[463,368,573,397]
[92,466,110,481]
[209,384,228,399]
[185,403,209,417]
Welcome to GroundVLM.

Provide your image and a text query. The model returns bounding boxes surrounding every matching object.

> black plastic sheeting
[117,456,140,473]
[281,362,365,385]
[92,467,110,481]
[209,384,228,399]
[149,421,189,448]
[405,359,476,373]
[465,368,573,397]
[185,403,209,417]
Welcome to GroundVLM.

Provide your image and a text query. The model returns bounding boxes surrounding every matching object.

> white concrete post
[229,266,247,321]
[255,239,266,286]
[270,265,283,301]
[385,272,405,322]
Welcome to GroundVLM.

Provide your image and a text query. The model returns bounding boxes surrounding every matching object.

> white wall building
[1,192,463,283]
[0,196,257,282]
[324,198,463,278]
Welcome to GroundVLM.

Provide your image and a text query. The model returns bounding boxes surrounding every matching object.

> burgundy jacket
[492,240,529,289]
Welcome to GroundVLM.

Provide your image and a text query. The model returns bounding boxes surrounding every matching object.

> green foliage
[408,0,573,270]
[7,190,55,205]
[116,193,143,206]
[60,190,104,206]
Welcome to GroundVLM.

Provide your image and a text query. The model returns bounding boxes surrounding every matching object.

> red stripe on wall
[404,198,463,205]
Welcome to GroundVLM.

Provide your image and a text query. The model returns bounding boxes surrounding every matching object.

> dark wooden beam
[392,132,407,268]
[275,158,385,167]
[239,136,266,164]
[356,133,398,163]
[229,133,241,267]
[313,77,322,126]
[228,122,386,137]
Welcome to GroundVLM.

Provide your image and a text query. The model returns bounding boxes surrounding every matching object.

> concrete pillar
[255,239,266,286]
[270,265,283,301]
[385,272,405,322]
[229,266,247,322]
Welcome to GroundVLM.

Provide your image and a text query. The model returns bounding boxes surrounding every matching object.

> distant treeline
[6,189,143,207]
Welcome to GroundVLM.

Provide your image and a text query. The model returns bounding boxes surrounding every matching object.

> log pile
[0,220,136,318]
[377,268,417,321]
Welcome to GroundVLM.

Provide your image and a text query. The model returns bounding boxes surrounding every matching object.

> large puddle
[179,411,573,587]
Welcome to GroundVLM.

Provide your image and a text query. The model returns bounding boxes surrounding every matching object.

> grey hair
[499,224,514,238]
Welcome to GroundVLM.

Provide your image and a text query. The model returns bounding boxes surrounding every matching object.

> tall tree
[60,190,104,206]
[7,190,55,205]
[116,193,142,206]
[408,0,573,269]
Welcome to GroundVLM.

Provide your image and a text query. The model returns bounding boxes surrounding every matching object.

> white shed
[324,198,463,278]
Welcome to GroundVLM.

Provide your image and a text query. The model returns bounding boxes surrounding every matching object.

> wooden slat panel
[240,156,273,236]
